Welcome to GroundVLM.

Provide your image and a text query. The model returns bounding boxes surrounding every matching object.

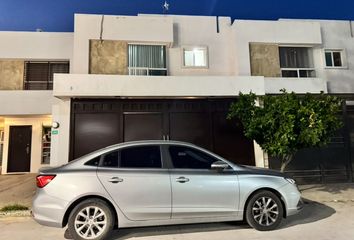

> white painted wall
[159,15,235,76]
[0,31,73,61]
[265,78,328,94]
[1,116,52,174]
[311,20,354,93]
[50,98,71,168]
[0,91,53,115]
[53,74,265,98]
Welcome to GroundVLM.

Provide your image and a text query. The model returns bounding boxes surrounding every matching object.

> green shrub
[0,204,29,212]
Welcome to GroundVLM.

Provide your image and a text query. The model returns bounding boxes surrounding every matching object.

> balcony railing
[281,68,316,78]
[24,81,53,90]
[128,67,167,76]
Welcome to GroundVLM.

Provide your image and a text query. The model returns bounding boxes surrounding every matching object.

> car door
[167,145,240,219]
[97,145,171,221]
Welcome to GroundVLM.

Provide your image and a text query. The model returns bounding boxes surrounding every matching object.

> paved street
[1,199,354,240]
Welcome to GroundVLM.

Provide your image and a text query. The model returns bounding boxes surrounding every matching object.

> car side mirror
[211,161,229,171]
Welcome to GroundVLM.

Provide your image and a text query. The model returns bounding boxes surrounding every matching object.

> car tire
[68,198,115,240]
[245,190,284,231]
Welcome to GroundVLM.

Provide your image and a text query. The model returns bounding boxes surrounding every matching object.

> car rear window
[120,146,162,168]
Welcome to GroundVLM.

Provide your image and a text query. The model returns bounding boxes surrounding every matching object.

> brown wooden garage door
[70,99,255,166]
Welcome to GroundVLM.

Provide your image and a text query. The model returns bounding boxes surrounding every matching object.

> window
[120,146,161,168]
[169,146,217,169]
[279,47,315,78]
[41,126,51,164]
[325,50,345,68]
[24,61,70,90]
[182,47,208,68]
[128,45,167,76]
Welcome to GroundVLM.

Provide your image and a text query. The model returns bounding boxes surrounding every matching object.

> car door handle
[108,177,124,183]
[176,177,189,183]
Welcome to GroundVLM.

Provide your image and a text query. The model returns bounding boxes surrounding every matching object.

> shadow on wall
[64,199,335,240]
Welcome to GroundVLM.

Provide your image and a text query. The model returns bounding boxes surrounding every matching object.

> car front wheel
[68,198,115,240]
[245,190,284,231]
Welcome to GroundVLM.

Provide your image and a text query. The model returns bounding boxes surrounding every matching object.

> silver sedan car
[32,141,302,240]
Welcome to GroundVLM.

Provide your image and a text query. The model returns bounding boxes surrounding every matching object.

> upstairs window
[182,46,208,68]
[128,44,167,76]
[279,47,315,78]
[325,49,345,68]
[24,61,69,90]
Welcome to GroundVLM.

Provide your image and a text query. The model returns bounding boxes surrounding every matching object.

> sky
[0,0,354,32]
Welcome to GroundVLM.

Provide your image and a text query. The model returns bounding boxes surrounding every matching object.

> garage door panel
[212,112,255,165]
[169,112,211,149]
[73,113,120,159]
[123,113,163,142]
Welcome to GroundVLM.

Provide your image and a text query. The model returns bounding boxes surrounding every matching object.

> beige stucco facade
[249,43,281,77]
[0,60,24,90]
[89,40,128,75]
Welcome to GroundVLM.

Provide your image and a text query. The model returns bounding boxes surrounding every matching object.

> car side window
[168,146,217,169]
[84,156,101,166]
[102,151,119,168]
[119,146,162,168]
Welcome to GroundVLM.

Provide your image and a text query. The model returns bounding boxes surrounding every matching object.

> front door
[166,145,239,218]
[7,126,32,173]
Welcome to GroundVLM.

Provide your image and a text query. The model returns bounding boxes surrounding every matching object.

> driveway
[1,199,353,240]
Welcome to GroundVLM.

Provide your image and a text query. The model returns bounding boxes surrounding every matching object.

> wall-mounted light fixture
[52,121,60,129]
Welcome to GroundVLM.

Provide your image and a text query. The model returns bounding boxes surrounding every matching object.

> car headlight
[285,178,296,184]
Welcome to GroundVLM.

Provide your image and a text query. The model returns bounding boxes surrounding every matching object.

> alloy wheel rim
[252,197,279,226]
[74,206,107,239]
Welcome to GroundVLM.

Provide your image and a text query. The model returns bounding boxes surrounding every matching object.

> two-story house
[0,13,353,184]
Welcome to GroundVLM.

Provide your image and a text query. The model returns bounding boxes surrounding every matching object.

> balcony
[53,74,265,98]
[265,77,327,94]
[128,67,167,76]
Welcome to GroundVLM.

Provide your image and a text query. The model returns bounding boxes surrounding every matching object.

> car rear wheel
[68,198,115,240]
[245,190,284,231]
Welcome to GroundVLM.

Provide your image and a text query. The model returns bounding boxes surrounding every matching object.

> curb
[0,210,31,218]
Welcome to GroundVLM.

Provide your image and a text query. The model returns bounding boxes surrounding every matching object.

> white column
[50,97,71,167]
[253,98,267,168]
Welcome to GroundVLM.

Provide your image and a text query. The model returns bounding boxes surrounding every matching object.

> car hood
[236,165,286,178]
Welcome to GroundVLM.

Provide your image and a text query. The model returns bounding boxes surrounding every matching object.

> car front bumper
[278,182,303,217]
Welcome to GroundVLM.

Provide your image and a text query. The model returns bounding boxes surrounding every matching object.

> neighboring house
[0,13,353,184]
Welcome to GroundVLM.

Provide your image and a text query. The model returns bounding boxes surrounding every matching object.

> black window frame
[24,61,70,90]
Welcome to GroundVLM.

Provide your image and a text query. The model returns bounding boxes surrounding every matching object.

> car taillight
[36,175,56,188]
